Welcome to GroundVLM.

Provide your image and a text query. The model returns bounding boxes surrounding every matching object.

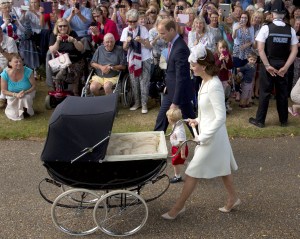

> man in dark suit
[154,19,195,133]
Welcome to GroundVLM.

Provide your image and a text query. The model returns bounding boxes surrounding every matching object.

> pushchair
[39,94,173,237]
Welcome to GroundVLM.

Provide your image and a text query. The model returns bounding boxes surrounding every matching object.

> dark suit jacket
[166,36,194,105]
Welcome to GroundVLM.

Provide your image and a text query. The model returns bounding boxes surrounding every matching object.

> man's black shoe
[249,117,265,128]
[170,176,182,184]
[280,122,288,127]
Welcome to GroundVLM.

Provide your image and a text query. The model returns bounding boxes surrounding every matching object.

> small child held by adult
[214,40,233,112]
[166,108,188,184]
[288,78,300,117]
[237,52,257,108]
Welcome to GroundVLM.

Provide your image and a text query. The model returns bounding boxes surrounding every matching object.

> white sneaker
[130,104,141,111]
[141,106,148,114]
[226,104,232,111]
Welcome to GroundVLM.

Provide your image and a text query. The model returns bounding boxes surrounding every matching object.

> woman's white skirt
[5,91,36,121]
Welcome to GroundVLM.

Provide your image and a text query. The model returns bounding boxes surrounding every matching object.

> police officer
[249,0,298,128]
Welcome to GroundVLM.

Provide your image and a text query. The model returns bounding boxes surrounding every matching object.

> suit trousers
[154,94,196,135]
[255,60,289,124]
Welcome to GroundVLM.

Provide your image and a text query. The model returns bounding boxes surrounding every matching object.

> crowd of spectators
[0,0,299,120]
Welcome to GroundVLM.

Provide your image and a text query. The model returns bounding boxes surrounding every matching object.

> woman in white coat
[162,43,240,220]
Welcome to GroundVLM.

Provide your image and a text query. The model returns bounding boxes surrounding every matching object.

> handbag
[48,52,72,73]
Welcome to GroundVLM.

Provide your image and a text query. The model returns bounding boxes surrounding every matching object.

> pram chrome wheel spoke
[51,188,99,236]
[93,190,148,237]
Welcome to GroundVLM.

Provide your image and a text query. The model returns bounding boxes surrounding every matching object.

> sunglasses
[150,11,157,14]
[58,25,68,28]
[127,20,137,23]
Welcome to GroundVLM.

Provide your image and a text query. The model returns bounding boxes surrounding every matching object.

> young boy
[237,52,257,108]
[166,108,188,183]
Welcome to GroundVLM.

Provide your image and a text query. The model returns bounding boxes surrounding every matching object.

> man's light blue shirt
[63,7,92,38]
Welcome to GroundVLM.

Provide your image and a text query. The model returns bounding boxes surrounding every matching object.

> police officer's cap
[293,0,300,8]
[271,0,286,14]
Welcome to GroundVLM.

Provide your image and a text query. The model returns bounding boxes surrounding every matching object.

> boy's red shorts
[171,145,188,165]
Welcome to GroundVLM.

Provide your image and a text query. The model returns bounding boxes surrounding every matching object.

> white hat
[188,43,207,63]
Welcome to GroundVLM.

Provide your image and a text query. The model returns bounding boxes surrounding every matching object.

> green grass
[0,80,299,140]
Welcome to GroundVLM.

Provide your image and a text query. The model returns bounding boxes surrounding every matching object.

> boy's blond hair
[166,108,182,123]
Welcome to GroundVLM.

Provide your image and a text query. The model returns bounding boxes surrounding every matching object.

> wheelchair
[81,68,133,108]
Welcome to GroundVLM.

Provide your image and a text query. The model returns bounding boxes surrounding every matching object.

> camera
[116,4,125,8]
[222,50,228,57]
[75,3,80,9]
[61,35,69,42]
[90,22,97,27]
[177,6,184,11]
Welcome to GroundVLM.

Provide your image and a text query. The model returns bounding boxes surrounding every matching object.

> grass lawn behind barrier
[0,80,299,140]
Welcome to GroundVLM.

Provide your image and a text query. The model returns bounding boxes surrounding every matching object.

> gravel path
[0,137,299,239]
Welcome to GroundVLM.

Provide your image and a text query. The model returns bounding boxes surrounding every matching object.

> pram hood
[41,93,118,163]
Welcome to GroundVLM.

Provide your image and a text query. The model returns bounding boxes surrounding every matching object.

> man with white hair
[89,33,126,95]
[249,0,298,128]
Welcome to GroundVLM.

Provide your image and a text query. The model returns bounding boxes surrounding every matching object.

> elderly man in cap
[249,0,298,128]
[89,33,126,95]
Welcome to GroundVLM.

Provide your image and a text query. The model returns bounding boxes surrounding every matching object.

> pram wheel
[121,74,133,108]
[51,188,99,236]
[93,190,148,237]
[45,95,56,110]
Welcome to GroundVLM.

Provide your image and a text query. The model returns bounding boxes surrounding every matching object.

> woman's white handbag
[48,52,72,73]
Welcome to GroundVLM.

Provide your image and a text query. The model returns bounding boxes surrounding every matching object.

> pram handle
[166,119,201,158]
[167,139,200,158]
[191,123,199,138]
[165,119,189,137]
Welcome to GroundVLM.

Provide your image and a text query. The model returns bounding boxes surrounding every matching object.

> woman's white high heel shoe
[161,207,186,220]
[218,198,241,213]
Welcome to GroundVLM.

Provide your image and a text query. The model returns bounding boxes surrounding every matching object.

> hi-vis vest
[265,22,292,61]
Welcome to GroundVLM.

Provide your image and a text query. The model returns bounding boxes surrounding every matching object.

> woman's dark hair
[100,5,109,18]
[197,49,220,76]
[241,11,251,28]
[118,0,132,7]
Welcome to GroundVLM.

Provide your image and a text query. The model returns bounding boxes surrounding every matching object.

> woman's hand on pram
[186,118,198,127]
[186,119,199,140]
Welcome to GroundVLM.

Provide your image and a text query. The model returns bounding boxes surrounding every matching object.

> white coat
[185,76,238,179]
